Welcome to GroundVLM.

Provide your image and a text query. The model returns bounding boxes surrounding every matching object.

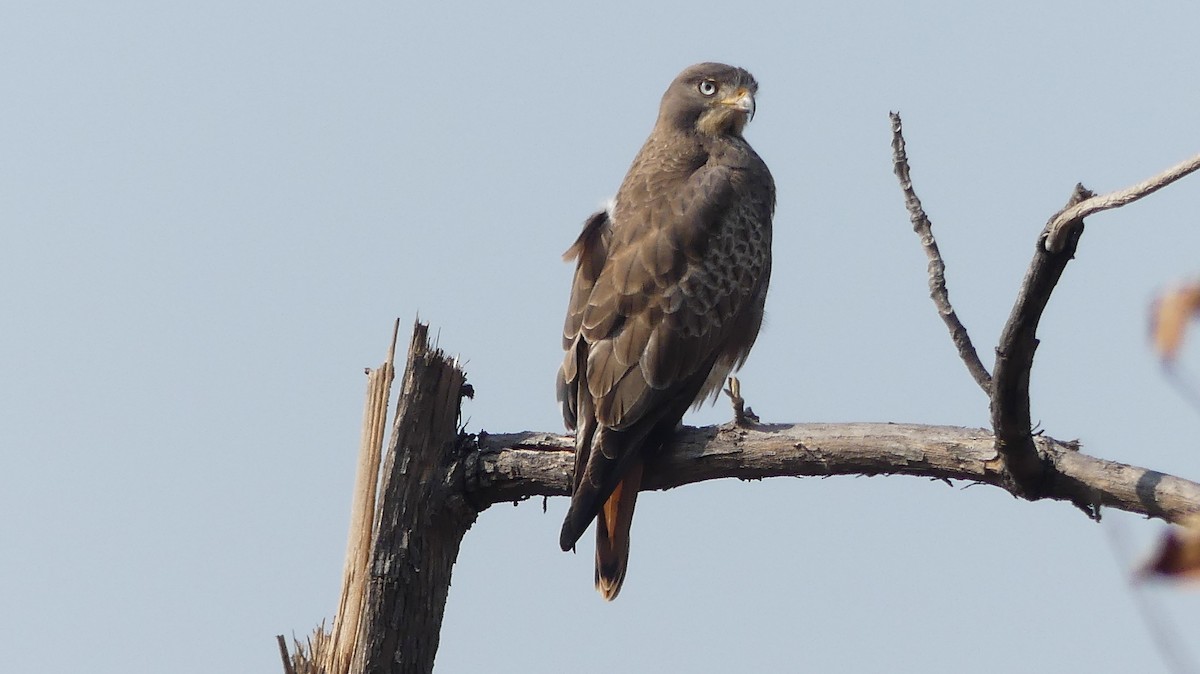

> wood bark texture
[467,423,1200,523]
[350,323,475,674]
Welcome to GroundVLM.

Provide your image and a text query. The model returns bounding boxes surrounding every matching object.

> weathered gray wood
[468,423,1200,524]
[889,113,993,394]
[351,322,475,674]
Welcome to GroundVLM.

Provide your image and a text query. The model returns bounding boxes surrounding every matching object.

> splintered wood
[278,320,399,674]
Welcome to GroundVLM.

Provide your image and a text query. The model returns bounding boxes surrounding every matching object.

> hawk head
[657,62,759,138]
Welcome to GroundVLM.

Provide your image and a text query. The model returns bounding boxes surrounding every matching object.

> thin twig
[1044,151,1200,252]
[889,112,993,394]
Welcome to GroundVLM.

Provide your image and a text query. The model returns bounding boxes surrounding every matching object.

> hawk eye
[697,80,718,96]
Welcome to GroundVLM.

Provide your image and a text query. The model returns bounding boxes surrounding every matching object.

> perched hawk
[556,63,775,600]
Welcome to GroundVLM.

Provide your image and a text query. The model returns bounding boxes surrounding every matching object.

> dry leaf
[1141,518,1200,581]
[1151,282,1200,362]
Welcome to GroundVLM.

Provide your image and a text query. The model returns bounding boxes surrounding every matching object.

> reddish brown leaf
[1151,282,1200,362]
[1141,519,1200,581]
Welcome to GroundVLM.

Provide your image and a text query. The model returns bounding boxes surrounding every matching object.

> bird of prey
[556,62,775,600]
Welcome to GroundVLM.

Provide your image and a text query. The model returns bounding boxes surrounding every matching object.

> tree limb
[889,112,993,394]
[467,423,1200,524]
[890,117,1200,501]
[989,184,1094,496]
[1044,151,1200,253]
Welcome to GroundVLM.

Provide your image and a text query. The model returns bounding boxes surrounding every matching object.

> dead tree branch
[890,114,1200,501]
[990,184,1095,496]
[467,424,1200,524]
[1044,151,1200,253]
[889,113,993,394]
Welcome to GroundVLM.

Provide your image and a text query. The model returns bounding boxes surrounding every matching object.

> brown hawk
[556,62,775,600]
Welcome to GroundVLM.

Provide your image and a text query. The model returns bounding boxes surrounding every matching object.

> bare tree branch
[889,113,993,394]
[1044,151,1200,253]
[989,184,1095,496]
[890,113,1087,497]
[468,423,1200,524]
[890,120,1200,501]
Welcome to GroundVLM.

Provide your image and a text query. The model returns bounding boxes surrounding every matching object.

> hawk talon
[723,376,759,427]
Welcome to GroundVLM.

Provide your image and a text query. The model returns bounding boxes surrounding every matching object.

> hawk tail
[594,459,644,601]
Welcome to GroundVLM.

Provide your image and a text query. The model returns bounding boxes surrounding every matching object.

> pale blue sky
[4,2,1200,672]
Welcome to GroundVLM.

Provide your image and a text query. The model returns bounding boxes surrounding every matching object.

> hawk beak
[721,88,755,122]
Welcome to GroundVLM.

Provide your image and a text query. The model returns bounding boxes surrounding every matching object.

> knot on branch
[1039,184,1094,257]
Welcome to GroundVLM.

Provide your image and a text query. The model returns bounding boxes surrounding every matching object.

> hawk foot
[723,376,760,427]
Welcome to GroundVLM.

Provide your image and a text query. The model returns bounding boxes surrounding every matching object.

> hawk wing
[557,159,772,598]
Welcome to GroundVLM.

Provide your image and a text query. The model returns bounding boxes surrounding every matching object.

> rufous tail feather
[594,460,644,600]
